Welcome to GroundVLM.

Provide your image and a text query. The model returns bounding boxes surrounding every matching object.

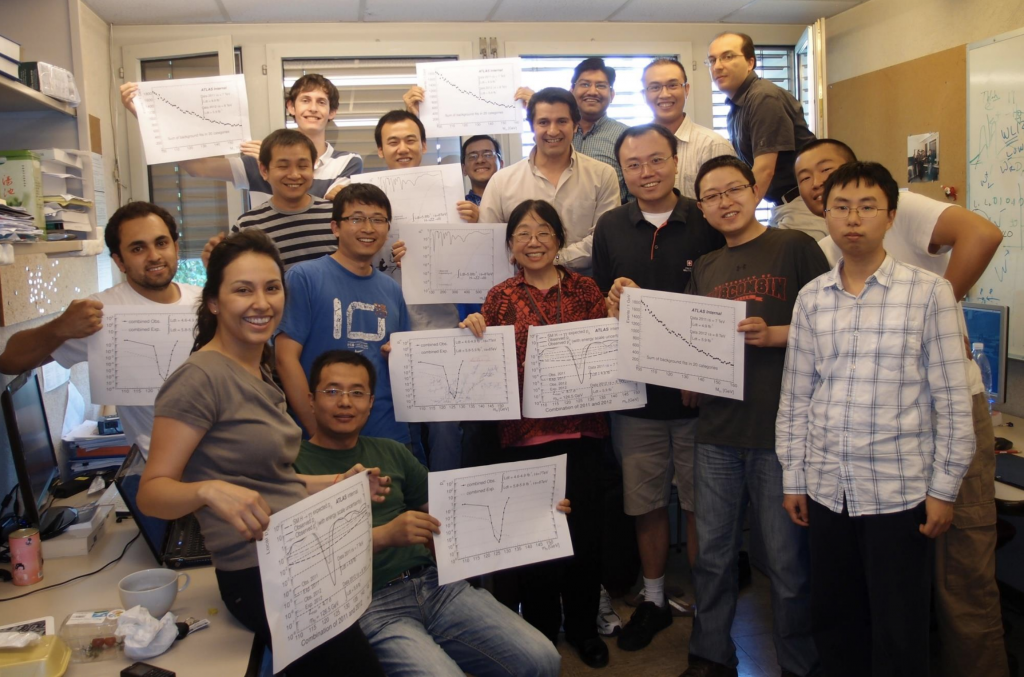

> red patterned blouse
[481,267,611,447]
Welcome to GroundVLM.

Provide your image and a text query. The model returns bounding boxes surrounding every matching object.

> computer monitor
[962,302,1009,405]
[2,371,76,535]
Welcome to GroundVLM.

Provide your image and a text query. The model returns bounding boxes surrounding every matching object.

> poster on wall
[907,132,939,183]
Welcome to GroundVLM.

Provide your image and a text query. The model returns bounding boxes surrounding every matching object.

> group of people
[0,29,1010,677]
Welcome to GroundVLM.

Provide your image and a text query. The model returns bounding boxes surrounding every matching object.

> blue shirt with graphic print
[277,255,411,443]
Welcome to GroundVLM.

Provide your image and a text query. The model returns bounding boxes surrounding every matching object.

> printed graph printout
[389,326,521,422]
[86,306,196,406]
[523,318,646,418]
[618,288,746,400]
[258,471,373,674]
[134,74,252,164]
[429,455,572,585]
[401,223,515,304]
[417,58,523,138]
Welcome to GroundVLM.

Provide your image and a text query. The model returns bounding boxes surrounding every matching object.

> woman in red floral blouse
[461,199,611,668]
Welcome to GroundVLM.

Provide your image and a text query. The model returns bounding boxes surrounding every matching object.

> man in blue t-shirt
[276,183,411,446]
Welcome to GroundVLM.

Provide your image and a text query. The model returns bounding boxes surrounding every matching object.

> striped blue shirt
[231,197,336,270]
[228,142,362,198]
[573,115,629,203]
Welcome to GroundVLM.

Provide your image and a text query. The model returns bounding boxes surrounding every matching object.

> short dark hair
[505,200,567,251]
[309,349,377,395]
[822,161,900,213]
[694,155,757,198]
[614,123,678,163]
[332,184,393,223]
[374,110,426,149]
[104,201,179,258]
[460,135,502,165]
[258,129,318,167]
[526,87,581,128]
[572,57,616,87]
[286,74,339,113]
[642,57,688,84]
[798,138,858,164]
[713,32,756,67]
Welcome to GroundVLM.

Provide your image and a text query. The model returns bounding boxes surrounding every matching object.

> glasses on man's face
[824,205,882,220]
[315,388,370,401]
[512,230,556,244]
[466,151,498,162]
[574,81,610,92]
[698,184,754,205]
[338,216,390,227]
[623,156,672,175]
[704,52,744,68]
[645,82,685,96]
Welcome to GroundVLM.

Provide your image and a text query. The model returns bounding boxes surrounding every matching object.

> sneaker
[624,590,695,617]
[679,655,739,677]
[617,600,672,651]
[597,586,622,636]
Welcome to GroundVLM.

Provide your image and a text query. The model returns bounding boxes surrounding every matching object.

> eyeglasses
[623,156,673,174]
[466,151,498,162]
[337,216,390,227]
[698,184,754,205]
[824,205,883,220]
[704,52,744,68]
[645,82,685,95]
[512,230,556,244]
[574,80,610,92]
[315,388,370,401]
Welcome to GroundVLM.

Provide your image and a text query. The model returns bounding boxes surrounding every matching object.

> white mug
[118,568,190,618]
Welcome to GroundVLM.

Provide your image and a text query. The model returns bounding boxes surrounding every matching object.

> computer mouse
[39,506,79,540]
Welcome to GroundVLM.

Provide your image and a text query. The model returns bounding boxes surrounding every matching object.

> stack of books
[62,420,129,475]
[0,33,19,83]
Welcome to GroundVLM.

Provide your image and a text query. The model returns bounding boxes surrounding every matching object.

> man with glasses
[706,33,823,241]
[596,124,725,652]
[461,135,503,206]
[276,183,412,449]
[642,58,735,200]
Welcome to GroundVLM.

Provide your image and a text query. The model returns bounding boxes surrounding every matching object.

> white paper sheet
[429,455,573,585]
[400,223,514,304]
[389,326,521,422]
[86,306,196,406]
[258,471,373,674]
[523,318,646,418]
[617,287,746,400]
[133,74,252,165]
[417,58,524,138]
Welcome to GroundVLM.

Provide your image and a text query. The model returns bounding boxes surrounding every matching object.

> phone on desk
[121,662,175,677]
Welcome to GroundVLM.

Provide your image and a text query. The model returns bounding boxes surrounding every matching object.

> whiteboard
[967,28,1024,359]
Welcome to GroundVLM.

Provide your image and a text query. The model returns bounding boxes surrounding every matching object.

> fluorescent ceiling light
[284,74,417,88]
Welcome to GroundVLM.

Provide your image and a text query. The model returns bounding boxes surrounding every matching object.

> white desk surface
[993,413,1024,503]
[0,514,256,676]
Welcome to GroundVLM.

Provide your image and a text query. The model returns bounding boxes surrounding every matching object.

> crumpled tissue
[115,605,178,660]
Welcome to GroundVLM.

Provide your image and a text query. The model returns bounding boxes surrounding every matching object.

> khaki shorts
[610,413,696,516]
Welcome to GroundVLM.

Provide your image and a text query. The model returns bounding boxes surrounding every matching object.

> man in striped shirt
[776,162,974,677]
[230,129,337,270]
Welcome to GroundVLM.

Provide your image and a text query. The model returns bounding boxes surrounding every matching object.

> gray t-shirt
[154,351,308,570]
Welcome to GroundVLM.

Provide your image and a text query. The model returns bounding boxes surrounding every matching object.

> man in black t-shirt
[680,156,828,677]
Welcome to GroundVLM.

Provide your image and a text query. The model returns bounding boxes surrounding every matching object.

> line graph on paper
[523,318,646,418]
[350,164,465,227]
[417,58,523,138]
[389,326,521,422]
[259,472,373,673]
[429,455,574,584]
[134,74,251,164]
[401,223,515,304]
[618,288,746,400]
[87,306,197,406]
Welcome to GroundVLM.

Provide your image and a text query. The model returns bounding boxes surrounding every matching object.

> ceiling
[83,0,866,25]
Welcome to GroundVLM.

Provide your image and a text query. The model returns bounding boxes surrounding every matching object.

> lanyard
[521,274,563,326]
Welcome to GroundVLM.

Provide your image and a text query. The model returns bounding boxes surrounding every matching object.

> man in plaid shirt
[776,161,974,677]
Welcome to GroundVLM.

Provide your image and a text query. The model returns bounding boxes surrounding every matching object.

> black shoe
[679,655,739,677]
[617,600,672,651]
[567,635,609,669]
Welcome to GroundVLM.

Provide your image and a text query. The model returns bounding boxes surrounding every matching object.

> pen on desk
[995,449,1019,455]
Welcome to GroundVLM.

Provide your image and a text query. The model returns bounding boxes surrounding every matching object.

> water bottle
[972,342,993,412]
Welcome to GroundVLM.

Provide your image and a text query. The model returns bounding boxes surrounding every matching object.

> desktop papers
[429,455,573,585]
[416,58,523,138]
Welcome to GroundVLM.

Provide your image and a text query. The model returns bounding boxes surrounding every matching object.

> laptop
[114,444,212,569]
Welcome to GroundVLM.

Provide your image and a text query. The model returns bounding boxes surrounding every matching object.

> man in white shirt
[794,139,1008,677]
[642,57,735,200]
[0,202,202,458]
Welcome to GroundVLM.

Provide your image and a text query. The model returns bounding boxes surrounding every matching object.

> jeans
[408,422,462,469]
[690,443,817,674]
[358,567,560,677]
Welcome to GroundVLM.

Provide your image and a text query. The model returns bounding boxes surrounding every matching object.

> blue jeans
[690,443,817,674]
[358,567,561,677]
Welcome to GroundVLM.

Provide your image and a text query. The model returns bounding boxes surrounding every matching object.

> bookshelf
[0,76,77,116]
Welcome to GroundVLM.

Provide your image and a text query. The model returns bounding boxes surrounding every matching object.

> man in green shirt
[293,349,561,677]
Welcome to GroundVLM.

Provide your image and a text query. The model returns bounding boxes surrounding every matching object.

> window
[710,46,796,225]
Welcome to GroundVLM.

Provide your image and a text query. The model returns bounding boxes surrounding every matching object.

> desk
[993,413,1024,504]
[0,516,258,676]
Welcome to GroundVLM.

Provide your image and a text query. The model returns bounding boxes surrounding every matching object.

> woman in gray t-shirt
[137,230,384,676]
